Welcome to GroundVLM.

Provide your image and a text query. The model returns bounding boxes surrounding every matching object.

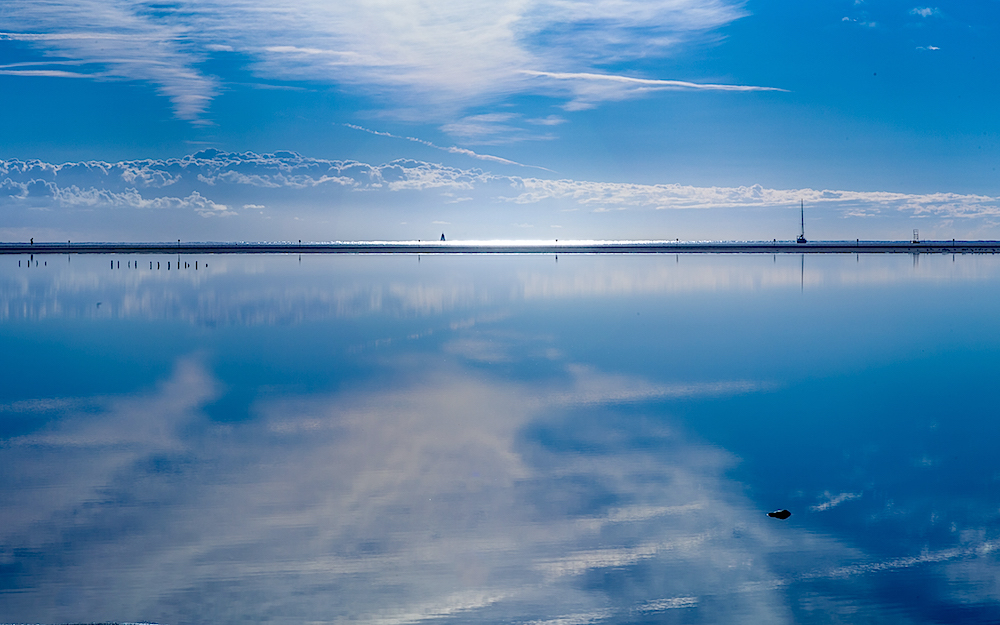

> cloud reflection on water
[0,352,829,623]
[4,253,1000,323]
[2,349,997,623]
[3,254,1000,623]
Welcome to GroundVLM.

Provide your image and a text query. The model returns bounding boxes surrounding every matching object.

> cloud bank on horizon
[3,150,1000,242]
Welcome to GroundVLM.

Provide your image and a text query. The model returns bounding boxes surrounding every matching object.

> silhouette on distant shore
[6,240,1000,256]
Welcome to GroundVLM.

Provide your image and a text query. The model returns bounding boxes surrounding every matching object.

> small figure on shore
[767,509,791,520]
[30,238,33,245]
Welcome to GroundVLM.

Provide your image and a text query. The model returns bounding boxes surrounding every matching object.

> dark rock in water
[767,509,791,519]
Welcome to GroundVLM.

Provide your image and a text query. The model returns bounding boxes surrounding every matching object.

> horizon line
[3,239,1000,255]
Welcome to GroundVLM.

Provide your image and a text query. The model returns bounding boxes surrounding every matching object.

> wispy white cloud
[344,124,552,170]
[207,0,749,110]
[0,0,756,124]
[841,17,877,28]
[636,597,699,612]
[438,114,558,146]
[522,70,786,110]
[522,71,787,92]
[811,492,862,512]
[910,7,941,18]
[0,69,91,78]
[521,608,615,625]
[0,60,84,68]
[526,115,567,126]
[0,3,217,121]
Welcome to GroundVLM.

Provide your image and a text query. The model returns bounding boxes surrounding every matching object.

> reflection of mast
[797,200,807,244]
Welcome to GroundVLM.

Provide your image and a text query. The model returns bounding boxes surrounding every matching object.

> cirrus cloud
[0,0,769,125]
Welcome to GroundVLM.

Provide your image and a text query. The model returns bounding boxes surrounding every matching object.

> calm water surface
[2,252,1000,624]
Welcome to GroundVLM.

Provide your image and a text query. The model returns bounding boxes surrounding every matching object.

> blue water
[2,252,1000,624]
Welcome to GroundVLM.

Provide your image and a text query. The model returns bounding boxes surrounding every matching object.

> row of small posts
[17,256,207,270]
[109,259,206,270]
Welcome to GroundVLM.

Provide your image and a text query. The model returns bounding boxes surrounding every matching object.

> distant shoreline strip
[2,241,1000,255]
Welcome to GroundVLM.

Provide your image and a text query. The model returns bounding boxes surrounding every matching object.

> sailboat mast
[796,199,807,244]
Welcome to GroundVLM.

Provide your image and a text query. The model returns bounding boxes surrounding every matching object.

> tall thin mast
[797,199,807,243]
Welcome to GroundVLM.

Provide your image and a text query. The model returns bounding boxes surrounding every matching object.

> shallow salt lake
[2,252,1000,624]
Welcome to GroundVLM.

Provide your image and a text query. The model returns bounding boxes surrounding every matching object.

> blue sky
[2,0,1000,241]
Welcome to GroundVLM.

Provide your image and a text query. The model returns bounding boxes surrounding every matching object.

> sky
[2,0,1000,241]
